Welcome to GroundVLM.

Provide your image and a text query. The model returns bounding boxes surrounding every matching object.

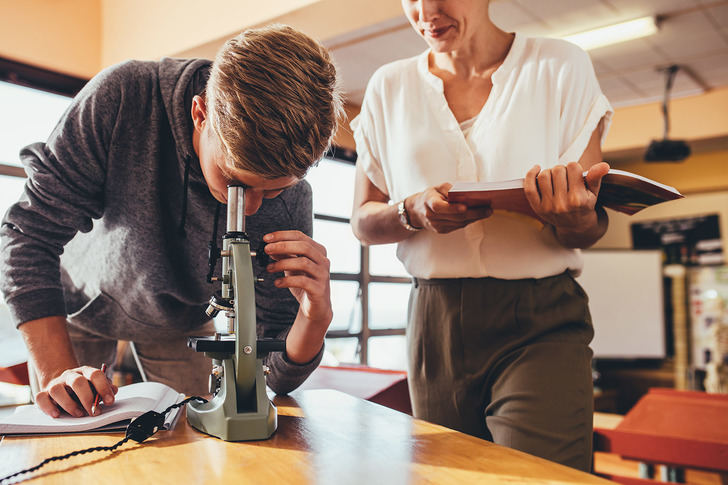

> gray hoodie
[0,58,322,393]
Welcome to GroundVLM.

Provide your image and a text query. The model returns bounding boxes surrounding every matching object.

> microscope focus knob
[208,374,221,395]
[254,243,271,267]
[209,364,223,395]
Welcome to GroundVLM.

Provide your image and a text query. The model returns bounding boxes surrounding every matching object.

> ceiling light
[561,16,658,51]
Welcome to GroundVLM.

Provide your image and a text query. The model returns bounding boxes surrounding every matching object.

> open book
[0,381,184,435]
[447,168,684,217]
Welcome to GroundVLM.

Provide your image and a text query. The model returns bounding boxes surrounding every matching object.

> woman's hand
[408,183,493,234]
[523,161,610,247]
[36,365,117,418]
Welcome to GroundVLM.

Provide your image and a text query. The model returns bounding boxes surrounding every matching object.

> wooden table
[0,390,611,484]
[593,388,728,484]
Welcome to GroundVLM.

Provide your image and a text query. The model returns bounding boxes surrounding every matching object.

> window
[0,81,73,166]
[306,156,411,370]
[0,56,85,167]
[0,63,78,370]
[0,173,31,366]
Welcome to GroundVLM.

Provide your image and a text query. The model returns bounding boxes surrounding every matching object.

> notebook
[0,381,185,435]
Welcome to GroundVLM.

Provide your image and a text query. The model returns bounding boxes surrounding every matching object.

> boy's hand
[263,230,332,325]
[19,316,118,418]
[36,365,118,418]
[263,230,332,364]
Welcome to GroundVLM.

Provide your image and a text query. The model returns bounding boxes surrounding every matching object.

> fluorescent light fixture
[562,16,658,51]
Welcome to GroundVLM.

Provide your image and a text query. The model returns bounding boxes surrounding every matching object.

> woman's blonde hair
[206,24,343,179]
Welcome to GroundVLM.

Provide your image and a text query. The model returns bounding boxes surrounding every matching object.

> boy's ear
[191,95,207,129]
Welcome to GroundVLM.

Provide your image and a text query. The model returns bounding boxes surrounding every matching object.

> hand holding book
[447,166,683,218]
[523,162,611,247]
[403,183,493,234]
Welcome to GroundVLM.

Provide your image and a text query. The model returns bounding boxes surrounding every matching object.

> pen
[91,363,107,416]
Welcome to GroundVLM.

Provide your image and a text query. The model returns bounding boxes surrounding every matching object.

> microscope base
[187,359,277,441]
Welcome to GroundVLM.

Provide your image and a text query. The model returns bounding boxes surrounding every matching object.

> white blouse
[352,33,613,279]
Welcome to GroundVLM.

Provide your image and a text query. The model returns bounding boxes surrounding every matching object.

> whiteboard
[576,249,666,359]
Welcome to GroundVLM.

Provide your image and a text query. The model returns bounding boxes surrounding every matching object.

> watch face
[398,201,419,231]
[399,212,409,226]
[398,202,408,224]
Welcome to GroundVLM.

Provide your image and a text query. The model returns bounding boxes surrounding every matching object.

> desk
[297,365,411,414]
[0,390,610,484]
[0,328,28,386]
[594,388,728,483]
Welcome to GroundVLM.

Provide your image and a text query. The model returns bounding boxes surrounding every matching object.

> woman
[350,0,613,471]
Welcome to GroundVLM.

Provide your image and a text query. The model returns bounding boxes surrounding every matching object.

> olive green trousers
[407,272,594,471]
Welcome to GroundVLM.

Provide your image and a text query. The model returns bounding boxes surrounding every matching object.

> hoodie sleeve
[0,63,127,326]
[256,180,324,394]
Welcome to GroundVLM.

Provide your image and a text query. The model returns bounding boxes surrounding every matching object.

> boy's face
[191,96,299,214]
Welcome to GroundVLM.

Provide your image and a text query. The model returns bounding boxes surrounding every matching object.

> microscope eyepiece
[227,185,245,233]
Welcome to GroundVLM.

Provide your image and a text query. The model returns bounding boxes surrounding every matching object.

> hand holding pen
[91,363,108,416]
[34,362,118,418]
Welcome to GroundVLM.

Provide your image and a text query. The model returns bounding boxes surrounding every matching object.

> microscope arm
[230,241,258,405]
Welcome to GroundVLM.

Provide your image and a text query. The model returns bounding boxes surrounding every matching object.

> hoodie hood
[158,57,212,234]
[158,57,211,177]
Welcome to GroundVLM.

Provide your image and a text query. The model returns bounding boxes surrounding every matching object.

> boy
[0,25,342,418]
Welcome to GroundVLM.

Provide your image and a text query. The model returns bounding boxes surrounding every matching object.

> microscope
[186,185,285,441]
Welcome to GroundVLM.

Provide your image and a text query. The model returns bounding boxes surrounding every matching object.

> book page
[0,381,182,435]
[605,169,680,194]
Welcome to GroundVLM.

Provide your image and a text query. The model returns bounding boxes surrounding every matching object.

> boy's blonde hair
[206,24,343,179]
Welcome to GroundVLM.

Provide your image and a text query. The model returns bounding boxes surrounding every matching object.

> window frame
[318,150,411,367]
[0,57,87,97]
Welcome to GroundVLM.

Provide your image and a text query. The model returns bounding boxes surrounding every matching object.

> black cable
[0,396,207,484]
[177,154,192,236]
[0,435,132,484]
[206,202,222,283]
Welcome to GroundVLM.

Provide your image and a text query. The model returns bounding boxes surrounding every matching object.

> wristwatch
[397,200,422,232]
